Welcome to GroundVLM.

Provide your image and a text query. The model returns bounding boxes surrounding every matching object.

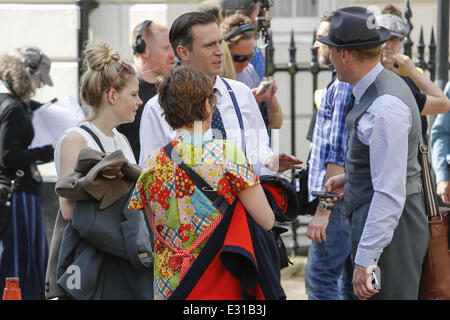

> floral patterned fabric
[129,134,259,300]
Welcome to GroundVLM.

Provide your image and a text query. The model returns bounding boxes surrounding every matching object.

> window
[273,0,318,18]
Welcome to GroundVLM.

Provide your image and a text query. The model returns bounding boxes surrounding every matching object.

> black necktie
[346,93,356,115]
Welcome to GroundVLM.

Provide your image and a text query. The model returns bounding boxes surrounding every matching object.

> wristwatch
[318,201,333,212]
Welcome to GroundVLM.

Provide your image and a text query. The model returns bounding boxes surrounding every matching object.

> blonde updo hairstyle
[80,42,136,120]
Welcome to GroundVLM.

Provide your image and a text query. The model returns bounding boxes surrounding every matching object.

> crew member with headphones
[0,46,55,300]
[117,20,175,162]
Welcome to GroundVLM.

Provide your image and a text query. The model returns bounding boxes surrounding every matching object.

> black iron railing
[265,0,448,254]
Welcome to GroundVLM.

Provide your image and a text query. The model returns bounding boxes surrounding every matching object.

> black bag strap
[79,124,106,153]
[163,142,229,213]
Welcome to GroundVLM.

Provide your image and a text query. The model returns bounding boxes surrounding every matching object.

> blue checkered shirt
[308,76,353,201]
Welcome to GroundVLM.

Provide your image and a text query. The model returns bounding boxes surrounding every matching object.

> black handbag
[0,170,24,239]
[291,152,319,216]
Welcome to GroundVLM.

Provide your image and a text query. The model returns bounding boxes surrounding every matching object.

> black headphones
[224,23,255,41]
[27,51,43,75]
[132,20,152,54]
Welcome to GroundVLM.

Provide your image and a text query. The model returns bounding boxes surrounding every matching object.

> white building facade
[0,0,444,162]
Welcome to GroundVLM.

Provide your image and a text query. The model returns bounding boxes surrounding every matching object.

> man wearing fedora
[319,6,428,300]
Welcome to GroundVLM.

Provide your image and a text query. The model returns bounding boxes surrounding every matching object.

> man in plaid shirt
[304,13,355,300]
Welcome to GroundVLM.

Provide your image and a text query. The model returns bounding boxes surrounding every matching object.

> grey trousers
[350,192,429,300]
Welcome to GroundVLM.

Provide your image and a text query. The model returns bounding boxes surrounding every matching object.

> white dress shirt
[139,76,274,176]
[352,62,412,267]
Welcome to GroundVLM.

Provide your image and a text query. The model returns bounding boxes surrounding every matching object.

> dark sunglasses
[231,53,256,63]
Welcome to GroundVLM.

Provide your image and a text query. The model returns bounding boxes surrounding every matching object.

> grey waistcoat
[344,68,422,217]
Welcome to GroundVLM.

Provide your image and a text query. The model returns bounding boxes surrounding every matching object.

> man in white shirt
[139,12,302,176]
[319,7,428,300]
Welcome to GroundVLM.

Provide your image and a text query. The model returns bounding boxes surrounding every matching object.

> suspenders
[219,77,247,156]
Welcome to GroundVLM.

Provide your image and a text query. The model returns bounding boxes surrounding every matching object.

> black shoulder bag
[291,151,319,216]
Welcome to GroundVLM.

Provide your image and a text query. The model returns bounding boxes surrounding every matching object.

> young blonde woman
[50,43,155,300]
[55,43,142,221]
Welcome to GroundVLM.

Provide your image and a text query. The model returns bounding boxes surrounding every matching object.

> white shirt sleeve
[354,94,412,267]
[217,79,273,176]
[242,86,274,175]
[139,95,175,166]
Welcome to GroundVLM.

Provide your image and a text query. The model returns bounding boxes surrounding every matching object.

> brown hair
[335,45,383,62]
[169,12,217,60]
[156,67,216,129]
[80,42,136,120]
[350,46,383,62]
[382,5,403,18]
[0,53,34,99]
[220,13,255,46]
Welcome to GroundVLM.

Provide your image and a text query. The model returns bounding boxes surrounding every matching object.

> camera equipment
[256,0,273,47]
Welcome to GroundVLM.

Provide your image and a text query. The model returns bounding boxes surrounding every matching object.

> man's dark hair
[169,12,217,60]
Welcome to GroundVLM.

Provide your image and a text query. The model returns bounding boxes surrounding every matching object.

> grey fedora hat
[317,6,391,50]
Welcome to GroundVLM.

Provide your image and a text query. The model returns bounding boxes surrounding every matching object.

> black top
[0,93,54,195]
[401,76,427,136]
[117,78,157,162]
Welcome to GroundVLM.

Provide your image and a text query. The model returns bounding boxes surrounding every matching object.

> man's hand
[437,180,450,204]
[306,210,331,243]
[323,174,345,202]
[353,264,379,300]
[265,153,302,172]
[251,77,277,104]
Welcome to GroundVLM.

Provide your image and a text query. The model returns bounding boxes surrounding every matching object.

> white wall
[0,4,79,100]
